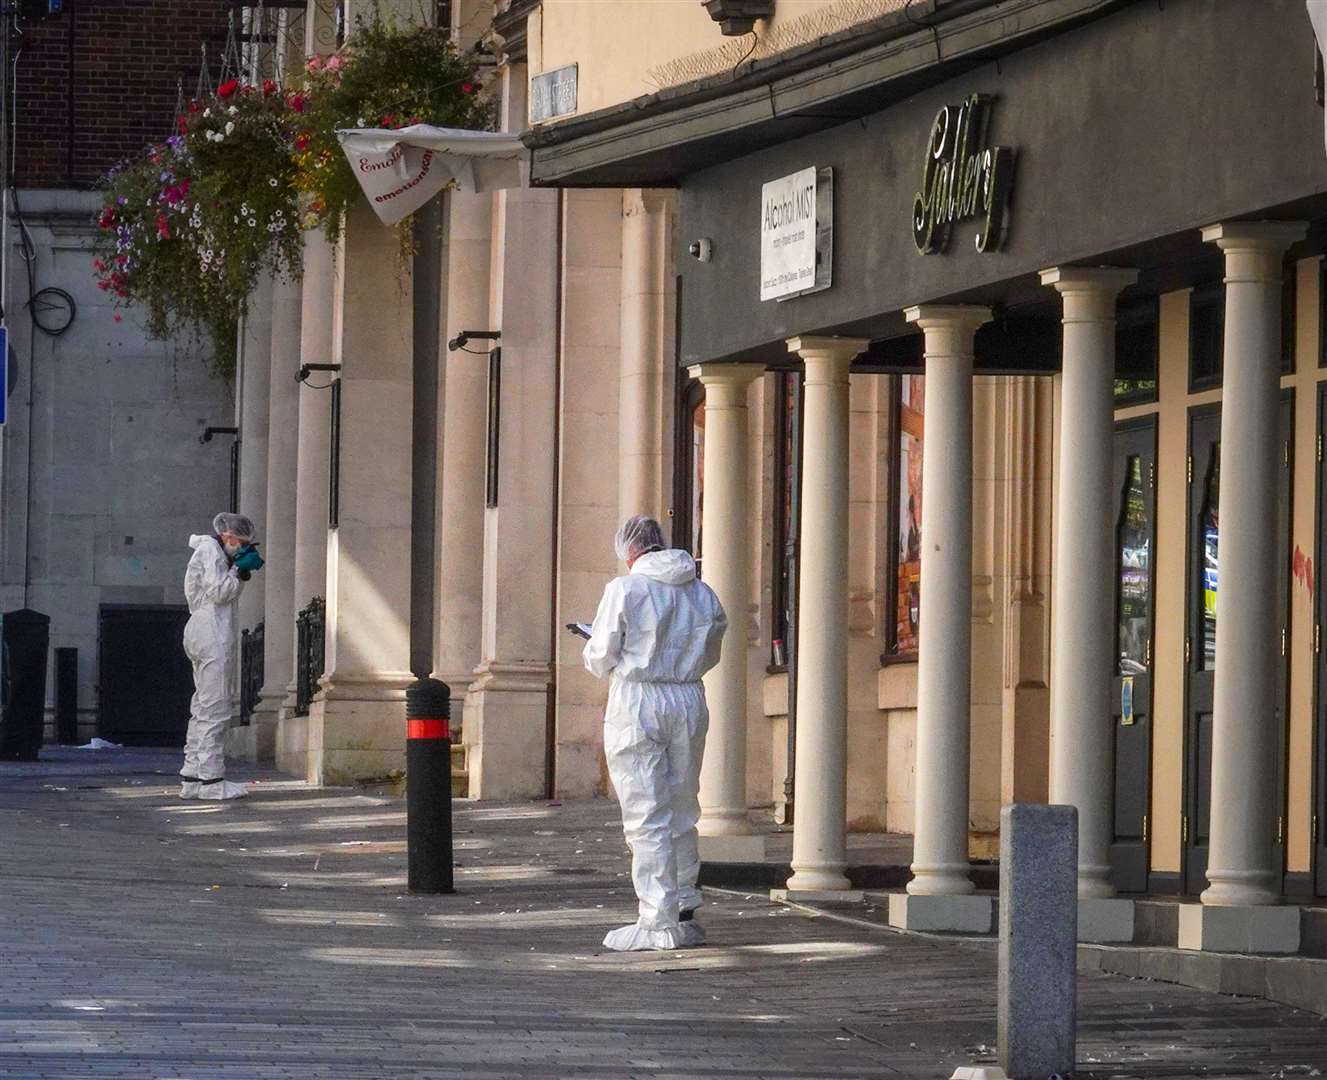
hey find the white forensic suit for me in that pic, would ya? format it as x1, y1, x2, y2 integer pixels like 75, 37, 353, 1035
584, 549, 727, 951
180, 534, 245, 789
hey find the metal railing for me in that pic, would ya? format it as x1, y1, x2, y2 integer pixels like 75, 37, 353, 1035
239, 622, 265, 725
294, 598, 325, 717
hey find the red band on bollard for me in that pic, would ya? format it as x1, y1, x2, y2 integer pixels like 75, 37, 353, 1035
407, 718, 450, 740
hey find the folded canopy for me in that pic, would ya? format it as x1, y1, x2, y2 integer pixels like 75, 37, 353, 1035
336, 125, 528, 225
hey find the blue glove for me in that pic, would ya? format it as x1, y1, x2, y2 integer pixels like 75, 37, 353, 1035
233, 543, 264, 574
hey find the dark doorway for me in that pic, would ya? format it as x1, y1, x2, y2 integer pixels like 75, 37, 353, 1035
1110, 416, 1157, 893
1182, 396, 1292, 895
98, 605, 193, 747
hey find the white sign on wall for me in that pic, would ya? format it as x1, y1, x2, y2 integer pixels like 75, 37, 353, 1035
760, 166, 832, 302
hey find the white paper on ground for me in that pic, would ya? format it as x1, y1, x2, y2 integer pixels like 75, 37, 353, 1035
77, 738, 123, 750
336, 125, 527, 226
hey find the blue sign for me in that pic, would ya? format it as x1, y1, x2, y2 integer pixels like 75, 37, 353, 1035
0, 325, 7, 426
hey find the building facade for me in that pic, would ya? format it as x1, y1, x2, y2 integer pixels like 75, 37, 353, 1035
3, 0, 235, 745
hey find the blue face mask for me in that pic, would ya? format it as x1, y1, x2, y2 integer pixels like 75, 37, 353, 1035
233, 543, 264, 573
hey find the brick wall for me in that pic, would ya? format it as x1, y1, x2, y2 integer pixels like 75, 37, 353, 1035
15, 1, 233, 189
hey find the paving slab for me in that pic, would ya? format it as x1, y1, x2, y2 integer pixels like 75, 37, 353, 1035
0, 748, 1325, 1078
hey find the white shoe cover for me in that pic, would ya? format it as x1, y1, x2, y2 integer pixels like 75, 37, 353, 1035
179, 781, 200, 800
195, 780, 249, 801
603, 922, 703, 952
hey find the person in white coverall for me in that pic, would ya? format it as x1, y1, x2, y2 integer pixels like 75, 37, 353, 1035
179, 513, 256, 801
584, 516, 727, 951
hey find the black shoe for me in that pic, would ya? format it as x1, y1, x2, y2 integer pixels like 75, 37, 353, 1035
680, 908, 696, 922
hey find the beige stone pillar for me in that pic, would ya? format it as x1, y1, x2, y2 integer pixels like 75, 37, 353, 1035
689, 363, 763, 851
776, 336, 868, 900
618, 190, 673, 520
1180, 221, 1305, 955
236, 280, 273, 634
890, 306, 993, 934
462, 62, 559, 798
276, 230, 334, 778
434, 189, 492, 719
1042, 266, 1138, 943
248, 272, 302, 763
306, 203, 415, 785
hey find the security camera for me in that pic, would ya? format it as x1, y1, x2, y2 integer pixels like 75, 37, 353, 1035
688, 238, 713, 263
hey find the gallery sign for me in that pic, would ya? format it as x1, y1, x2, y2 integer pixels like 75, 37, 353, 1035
760, 165, 833, 302
912, 93, 1015, 255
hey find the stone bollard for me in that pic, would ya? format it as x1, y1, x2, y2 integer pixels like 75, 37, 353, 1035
998, 804, 1077, 1079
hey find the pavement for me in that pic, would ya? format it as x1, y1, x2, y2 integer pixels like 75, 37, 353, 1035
1, 748, 1326, 1079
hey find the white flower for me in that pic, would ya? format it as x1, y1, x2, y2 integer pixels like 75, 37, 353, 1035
268, 178, 278, 187
247, 218, 256, 227
356, 117, 366, 126
215, 133, 225, 143
225, 122, 235, 135
228, 106, 238, 116
203, 108, 211, 117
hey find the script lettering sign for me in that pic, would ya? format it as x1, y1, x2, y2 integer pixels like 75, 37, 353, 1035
912, 93, 1015, 255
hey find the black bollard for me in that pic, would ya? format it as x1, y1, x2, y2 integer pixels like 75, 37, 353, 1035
406, 676, 454, 894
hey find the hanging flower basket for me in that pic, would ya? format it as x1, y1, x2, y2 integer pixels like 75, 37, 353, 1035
291, 17, 494, 246
92, 17, 492, 375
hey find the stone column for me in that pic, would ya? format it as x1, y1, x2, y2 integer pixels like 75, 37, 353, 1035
776, 336, 869, 900
307, 203, 415, 786
236, 280, 273, 633
1180, 220, 1306, 956
890, 306, 993, 933
461, 63, 560, 800
276, 230, 334, 778
689, 363, 763, 855
618, 190, 673, 519
248, 271, 302, 763
1042, 266, 1138, 943
434, 189, 492, 719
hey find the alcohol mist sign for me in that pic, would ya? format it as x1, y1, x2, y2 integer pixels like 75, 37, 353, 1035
760, 166, 832, 302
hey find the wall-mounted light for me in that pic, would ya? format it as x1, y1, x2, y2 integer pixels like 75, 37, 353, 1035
702, 0, 773, 36
447, 330, 501, 353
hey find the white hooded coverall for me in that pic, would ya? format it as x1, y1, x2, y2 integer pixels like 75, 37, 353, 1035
180, 534, 245, 782
584, 549, 727, 950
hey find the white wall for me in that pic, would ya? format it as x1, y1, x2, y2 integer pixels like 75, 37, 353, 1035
1, 189, 233, 739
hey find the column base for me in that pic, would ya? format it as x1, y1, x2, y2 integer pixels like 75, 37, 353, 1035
306, 672, 413, 786
771, 886, 865, 903
462, 662, 550, 800
950, 1069, 1009, 1080
247, 691, 282, 764
1177, 902, 1300, 954
888, 892, 995, 934
1078, 897, 1135, 943
223, 724, 258, 763
275, 699, 308, 780
699, 833, 770, 863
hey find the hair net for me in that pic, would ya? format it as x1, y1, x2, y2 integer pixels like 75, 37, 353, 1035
614, 515, 667, 562
212, 512, 256, 541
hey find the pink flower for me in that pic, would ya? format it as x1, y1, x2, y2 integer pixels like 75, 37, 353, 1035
306, 55, 323, 72
461, 81, 476, 95
217, 79, 240, 99
288, 93, 306, 114
325, 54, 344, 72
112, 313, 122, 323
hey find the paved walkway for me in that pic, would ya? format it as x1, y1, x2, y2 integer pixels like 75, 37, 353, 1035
2, 748, 1326, 1079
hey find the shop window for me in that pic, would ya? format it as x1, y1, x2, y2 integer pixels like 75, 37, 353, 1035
886, 374, 925, 658
672, 377, 706, 568
1117, 455, 1151, 674
1189, 284, 1224, 392
770, 372, 803, 669
1197, 448, 1220, 670
1114, 299, 1159, 406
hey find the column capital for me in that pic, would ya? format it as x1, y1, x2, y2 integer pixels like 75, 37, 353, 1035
625, 188, 676, 217
1201, 220, 1307, 253
1039, 265, 1138, 295
687, 361, 765, 388
786, 335, 870, 363
904, 304, 991, 334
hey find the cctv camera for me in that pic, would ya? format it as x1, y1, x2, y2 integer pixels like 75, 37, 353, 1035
688, 238, 713, 263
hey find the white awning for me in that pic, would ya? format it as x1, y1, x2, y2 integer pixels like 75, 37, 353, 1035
336, 125, 528, 226
1310, 1, 1327, 155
